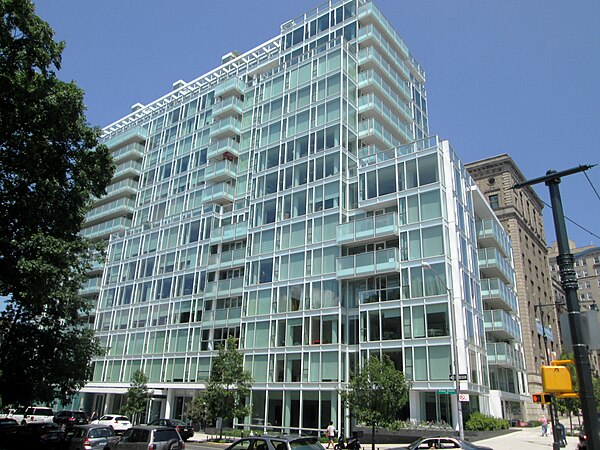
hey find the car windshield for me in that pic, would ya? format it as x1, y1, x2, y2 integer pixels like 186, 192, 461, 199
170, 419, 186, 426
33, 408, 53, 415
289, 438, 324, 450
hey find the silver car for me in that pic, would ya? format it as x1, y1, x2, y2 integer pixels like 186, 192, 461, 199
115, 425, 184, 450
66, 424, 120, 450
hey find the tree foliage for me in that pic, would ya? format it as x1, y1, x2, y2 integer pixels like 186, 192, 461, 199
121, 370, 152, 425
186, 394, 209, 430
204, 336, 252, 439
340, 355, 410, 450
0, 0, 114, 405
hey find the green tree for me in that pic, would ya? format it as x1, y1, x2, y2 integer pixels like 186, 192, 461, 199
340, 355, 410, 450
186, 394, 209, 430
121, 370, 152, 425
0, 0, 114, 405
204, 336, 252, 439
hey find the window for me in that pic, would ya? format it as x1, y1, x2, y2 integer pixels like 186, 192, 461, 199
489, 194, 499, 210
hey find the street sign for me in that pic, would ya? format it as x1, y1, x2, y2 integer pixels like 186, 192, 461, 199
438, 389, 456, 394
459, 393, 470, 402
449, 374, 468, 381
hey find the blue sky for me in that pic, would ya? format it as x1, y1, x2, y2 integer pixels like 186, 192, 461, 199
34, 0, 600, 248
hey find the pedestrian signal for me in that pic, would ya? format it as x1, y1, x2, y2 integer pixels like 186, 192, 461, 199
532, 392, 552, 404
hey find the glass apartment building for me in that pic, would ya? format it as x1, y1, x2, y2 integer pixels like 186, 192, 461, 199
80, 0, 528, 432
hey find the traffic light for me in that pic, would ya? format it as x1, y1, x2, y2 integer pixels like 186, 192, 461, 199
541, 365, 573, 393
532, 392, 553, 404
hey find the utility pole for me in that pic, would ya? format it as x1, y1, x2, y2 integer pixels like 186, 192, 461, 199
514, 164, 599, 450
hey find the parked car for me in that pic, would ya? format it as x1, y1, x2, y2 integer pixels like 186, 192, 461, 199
0, 418, 19, 447
7, 406, 27, 424
54, 410, 89, 429
91, 415, 132, 435
225, 435, 325, 450
15, 422, 64, 449
397, 436, 493, 450
63, 424, 120, 450
114, 425, 184, 449
11, 406, 54, 425
147, 418, 194, 441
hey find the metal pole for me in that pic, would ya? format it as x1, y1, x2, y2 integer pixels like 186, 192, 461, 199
536, 299, 560, 450
423, 263, 464, 439
546, 172, 600, 450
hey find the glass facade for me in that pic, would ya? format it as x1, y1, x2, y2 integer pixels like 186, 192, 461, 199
81, 0, 526, 432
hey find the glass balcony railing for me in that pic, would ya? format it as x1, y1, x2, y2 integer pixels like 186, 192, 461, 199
358, 69, 412, 121
85, 197, 135, 222
478, 248, 515, 285
358, 93, 411, 142
111, 142, 144, 163
357, 136, 441, 168
212, 96, 243, 118
103, 126, 147, 150
358, 118, 403, 150
484, 309, 521, 341
486, 342, 524, 370
336, 248, 400, 279
480, 278, 518, 312
113, 160, 142, 178
210, 117, 241, 140
357, 1, 425, 81
214, 77, 245, 98
204, 276, 244, 299
358, 47, 413, 103
207, 247, 246, 269
358, 24, 411, 82
207, 137, 240, 161
202, 182, 235, 204
202, 307, 242, 323
476, 219, 512, 258
204, 159, 238, 182
337, 212, 399, 244
210, 221, 248, 243
81, 217, 132, 240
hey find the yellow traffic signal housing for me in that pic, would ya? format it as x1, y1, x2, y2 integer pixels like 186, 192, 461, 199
541, 365, 573, 393
532, 392, 553, 404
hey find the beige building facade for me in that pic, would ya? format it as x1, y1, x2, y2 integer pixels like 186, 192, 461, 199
465, 154, 561, 420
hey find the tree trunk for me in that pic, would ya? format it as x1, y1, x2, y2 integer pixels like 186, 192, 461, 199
219, 418, 223, 441
371, 424, 375, 450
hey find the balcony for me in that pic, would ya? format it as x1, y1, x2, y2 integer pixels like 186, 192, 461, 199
98, 179, 139, 202
113, 160, 142, 180
480, 278, 517, 312
484, 309, 521, 341
111, 142, 144, 164
201, 306, 242, 323
358, 70, 412, 122
478, 248, 515, 285
358, 48, 413, 104
336, 248, 400, 279
207, 137, 240, 162
337, 212, 399, 245
210, 117, 241, 140
358, 118, 402, 150
202, 182, 235, 205
103, 126, 147, 150
357, 24, 411, 83
214, 77, 245, 98
210, 221, 248, 244
81, 217, 132, 240
358, 93, 412, 143
207, 247, 246, 270
486, 342, 524, 370
204, 159, 237, 183
212, 96, 243, 118
85, 197, 136, 225
204, 276, 244, 299
476, 219, 511, 258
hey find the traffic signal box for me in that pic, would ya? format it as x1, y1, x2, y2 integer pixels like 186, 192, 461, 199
541, 361, 574, 394
532, 392, 553, 404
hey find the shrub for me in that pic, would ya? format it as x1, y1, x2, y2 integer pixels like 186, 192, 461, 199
465, 412, 510, 431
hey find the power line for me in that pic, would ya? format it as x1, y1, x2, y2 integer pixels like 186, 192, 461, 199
540, 199, 600, 241
583, 171, 600, 202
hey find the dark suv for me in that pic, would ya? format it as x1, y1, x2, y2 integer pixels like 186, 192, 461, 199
115, 425, 184, 449
225, 435, 325, 450
54, 410, 89, 429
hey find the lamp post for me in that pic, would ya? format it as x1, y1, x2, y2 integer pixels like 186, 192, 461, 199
423, 262, 464, 439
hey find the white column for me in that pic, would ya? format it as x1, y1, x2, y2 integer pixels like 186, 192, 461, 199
165, 389, 175, 419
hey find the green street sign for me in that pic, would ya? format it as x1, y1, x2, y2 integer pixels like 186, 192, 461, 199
438, 389, 456, 394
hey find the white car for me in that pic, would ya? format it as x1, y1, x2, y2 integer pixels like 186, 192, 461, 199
91, 414, 132, 434
10, 406, 54, 424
